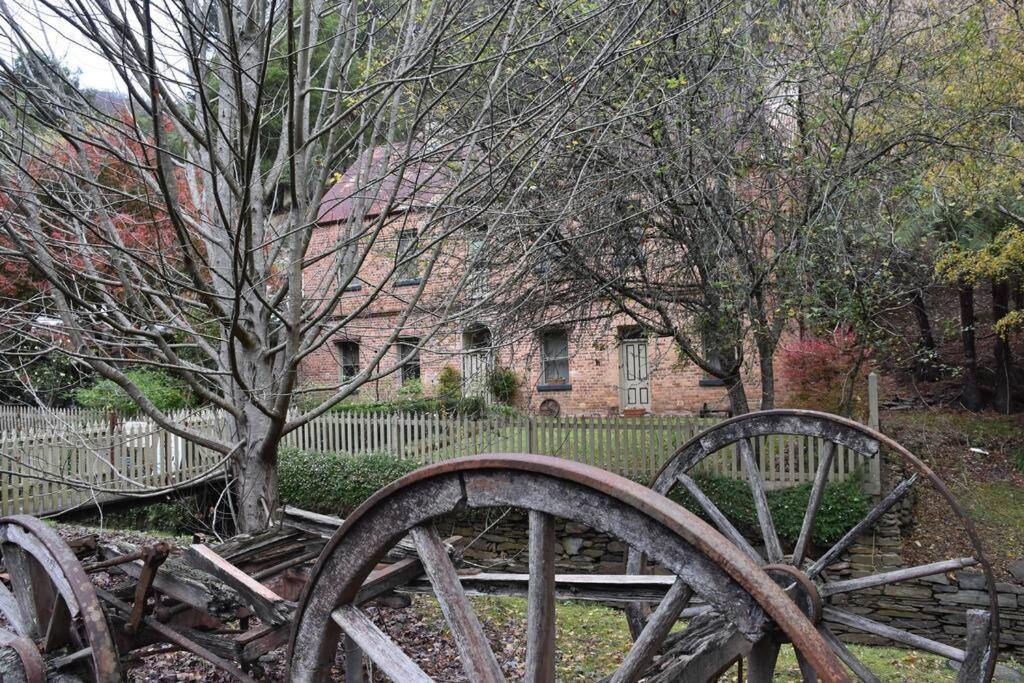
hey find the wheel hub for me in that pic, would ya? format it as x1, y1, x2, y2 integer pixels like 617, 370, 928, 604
764, 564, 822, 625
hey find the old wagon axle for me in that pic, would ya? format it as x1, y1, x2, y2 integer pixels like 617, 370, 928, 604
0, 410, 1003, 682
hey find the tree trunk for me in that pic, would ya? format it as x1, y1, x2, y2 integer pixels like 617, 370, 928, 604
229, 409, 283, 533
909, 289, 939, 382
757, 346, 774, 410
993, 280, 1014, 414
724, 372, 750, 416
959, 283, 981, 411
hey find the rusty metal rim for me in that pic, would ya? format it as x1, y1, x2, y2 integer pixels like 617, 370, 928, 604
0, 627, 45, 682
288, 454, 851, 682
0, 515, 122, 682
644, 408, 999, 681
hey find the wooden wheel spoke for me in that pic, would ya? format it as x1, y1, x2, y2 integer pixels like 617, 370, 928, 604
745, 637, 780, 683
792, 442, 837, 567
526, 510, 555, 683
795, 650, 819, 683
410, 524, 504, 683
676, 472, 764, 565
610, 578, 692, 683
0, 581, 31, 636
331, 605, 431, 682
820, 557, 977, 597
807, 475, 918, 578
738, 439, 783, 563
638, 611, 751, 683
823, 608, 965, 662
42, 595, 71, 652
2, 543, 49, 639
817, 626, 880, 683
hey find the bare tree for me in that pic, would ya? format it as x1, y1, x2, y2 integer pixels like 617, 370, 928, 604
482, 0, 983, 414
0, 0, 671, 530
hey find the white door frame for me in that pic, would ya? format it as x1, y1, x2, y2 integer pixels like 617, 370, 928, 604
619, 338, 651, 411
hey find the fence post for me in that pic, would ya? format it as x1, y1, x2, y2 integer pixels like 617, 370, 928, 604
527, 417, 537, 454
867, 371, 882, 495
868, 372, 879, 431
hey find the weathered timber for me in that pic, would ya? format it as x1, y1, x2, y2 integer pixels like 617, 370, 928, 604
823, 608, 965, 661
956, 610, 994, 683
817, 626, 880, 683
609, 579, 692, 683
411, 525, 503, 683
819, 557, 978, 597
676, 472, 763, 564
792, 441, 837, 567
635, 611, 751, 683
331, 605, 431, 682
746, 637, 782, 683
526, 510, 556, 683
402, 572, 681, 603
737, 438, 784, 563
183, 544, 293, 625
99, 542, 247, 620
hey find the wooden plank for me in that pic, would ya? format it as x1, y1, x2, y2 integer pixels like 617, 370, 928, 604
411, 525, 503, 682
610, 578, 691, 683
402, 573, 682, 603
823, 608, 965, 661
183, 545, 292, 625
331, 605, 431, 682
820, 557, 977, 597
526, 510, 555, 683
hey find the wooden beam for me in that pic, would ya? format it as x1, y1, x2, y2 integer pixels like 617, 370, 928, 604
411, 525, 504, 683
610, 578, 691, 683
183, 545, 292, 626
526, 510, 556, 683
331, 605, 431, 683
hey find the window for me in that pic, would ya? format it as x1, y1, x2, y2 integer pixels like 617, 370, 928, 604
539, 329, 570, 387
337, 341, 360, 382
467, 237, 488, 298
397, 337, 421, 383
395, 230, 420, 284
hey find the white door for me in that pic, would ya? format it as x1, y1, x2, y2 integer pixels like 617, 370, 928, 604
462, 351, 493, 400
620, 340, 651, 411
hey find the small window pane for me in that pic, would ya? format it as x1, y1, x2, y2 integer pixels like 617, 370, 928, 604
540, 330, 569, 384
338, 341, 360, 382
398, 338, 421, 383
396, 230, 420, 282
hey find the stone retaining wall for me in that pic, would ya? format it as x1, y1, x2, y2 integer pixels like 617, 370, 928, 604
438, 508, 1024, 660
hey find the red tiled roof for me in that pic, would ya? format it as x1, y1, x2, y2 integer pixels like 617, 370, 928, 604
316, 143, 454, 224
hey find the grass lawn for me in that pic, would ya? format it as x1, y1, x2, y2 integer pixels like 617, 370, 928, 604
415, 595, 956, 681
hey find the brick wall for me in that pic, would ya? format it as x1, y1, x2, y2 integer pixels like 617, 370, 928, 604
301, 213, 795, 415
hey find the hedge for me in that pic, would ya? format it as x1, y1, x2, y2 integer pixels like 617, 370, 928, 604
670, 473, 868, 546
328, 396, 485, 418
278, 448, 419, 516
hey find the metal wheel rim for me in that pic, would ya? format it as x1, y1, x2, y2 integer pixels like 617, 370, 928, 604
288, 454, 850, 682
0, 514, 121, 682
628, 409, 998, 682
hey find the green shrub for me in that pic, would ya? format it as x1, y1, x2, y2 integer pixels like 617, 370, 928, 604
488, 367, 519, 404
278, 448, 420, 516
670, 473, 868, 547
328, 396, 485, 418
398, 378, 424, 398
76, 369, 193, 416
436, 366, 463, 400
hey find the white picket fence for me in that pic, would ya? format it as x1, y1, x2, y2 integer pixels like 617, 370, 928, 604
0, 410, 225, 516
281, 411, 881, 493
0, 405, 107, 433
0, 376, 882, 517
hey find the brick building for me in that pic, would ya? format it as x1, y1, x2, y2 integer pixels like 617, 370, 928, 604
300, 146, 792, 416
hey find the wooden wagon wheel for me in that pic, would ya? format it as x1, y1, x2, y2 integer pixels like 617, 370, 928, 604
0, 515, 121, 682
289, 454, 850, 682
627, 409, 999, 682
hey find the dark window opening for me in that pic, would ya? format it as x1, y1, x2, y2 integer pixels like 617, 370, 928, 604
398, 338, 421, 383
396, 230, 421, 284
540, 329, 570, 385
338, 341, 360, 382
